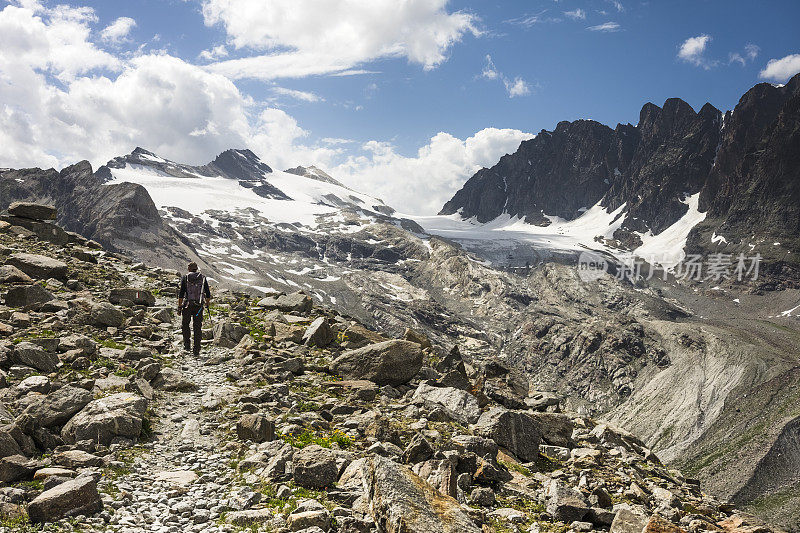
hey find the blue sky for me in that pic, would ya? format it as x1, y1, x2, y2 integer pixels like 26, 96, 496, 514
1, 0, 799, 212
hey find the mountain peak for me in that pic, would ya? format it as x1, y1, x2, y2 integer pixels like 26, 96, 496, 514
284, 165, 346, 188
208, 148, 272, 180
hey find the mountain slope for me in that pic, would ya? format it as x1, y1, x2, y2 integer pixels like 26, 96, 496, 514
439, 74, 800, 282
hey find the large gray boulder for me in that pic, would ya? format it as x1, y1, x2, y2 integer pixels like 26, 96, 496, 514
0, 429, 22, 459
293, 445, 338, 489
213, 320, 248, 348
528, 412, 575, 448
89, 302, 125, 328
330, 340, 423, 386
236, 414, 275, 443
8, 202, 56, 220
109, 288, 156, 306
257, 292, 312, 314
27, 476, 102, 523
12, 342, 59, 373
546, 479, 591, 522
362, 455, 481, 533
473, 407, 542, 462
62, 392, 148, 445
0, 454, 39, 483
302, 317, 335, 347
19, 386, 93, 427
0, 265, 32, 283
412, 382, 480, 425
4, 284, 54, 308
7, 253, 68, 280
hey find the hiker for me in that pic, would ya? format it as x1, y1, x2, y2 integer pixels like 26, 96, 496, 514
178, 262, 211, 356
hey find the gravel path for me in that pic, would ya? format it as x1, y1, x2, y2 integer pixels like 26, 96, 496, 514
95, 346, 249, 533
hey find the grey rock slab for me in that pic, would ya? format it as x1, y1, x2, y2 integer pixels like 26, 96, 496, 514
473, 407, 542, 462
4, 284, 55, 308
12, 342, 59, 373
413, 382, 480, 425
27, 476, 102, 523
7, 253, 68, 280
330, 340, 423, 387
62, 392, 148, 445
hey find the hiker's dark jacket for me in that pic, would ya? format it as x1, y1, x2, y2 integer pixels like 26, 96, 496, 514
179, 272, 211, 302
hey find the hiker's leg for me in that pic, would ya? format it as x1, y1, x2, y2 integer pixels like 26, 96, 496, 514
193, 310, 203, 356
181, 308, 191, 351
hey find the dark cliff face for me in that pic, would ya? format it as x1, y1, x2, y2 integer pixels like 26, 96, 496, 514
441, 74, 800, 260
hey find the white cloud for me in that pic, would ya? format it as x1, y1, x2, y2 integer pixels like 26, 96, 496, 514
745, 43, 760, 61
564, 9, 586, 20
272, 86, 324, 103
729, 43, 759, 66
201, 0, 479, 79
198, 44, 228, 61
759, 53, 800, 83
331, 128, 534, 214
587, 21, 620, 32
100, 16, 136, 44
481, 55, 532, 98
678, 34, 714, 68
0, 0, 530, 215
608, 0, 625, 12
505, 77, 530, 98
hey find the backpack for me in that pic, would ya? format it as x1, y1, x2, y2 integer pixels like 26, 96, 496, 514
185, 272, 205, 307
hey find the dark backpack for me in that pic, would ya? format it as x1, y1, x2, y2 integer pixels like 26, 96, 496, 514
186, 272, 205, 306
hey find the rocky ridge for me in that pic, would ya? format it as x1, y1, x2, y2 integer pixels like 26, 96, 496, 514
0, 205, 782, 532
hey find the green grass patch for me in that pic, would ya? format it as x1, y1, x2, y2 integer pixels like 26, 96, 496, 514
280, 429, 354, 450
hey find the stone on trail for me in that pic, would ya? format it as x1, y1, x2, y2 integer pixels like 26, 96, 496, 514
89, 302, 125, 328
226, 508, 275, 526
152, 367, 196, 391
473, 407, 542, 462
61, 392, 148, 445
303, 316, 335, 347
54, 450, 104, 469
154, 470, 198, 487
293, 445, 338, 489
236, 414, 275, 443
412, 382, 480, 425
8, 202, 57, 220
109, 287, 156, 306
12, 342, 59, 373
330, 340, 423, 387
27, 476, 102, 523
362, 455, 481, 533
213, 319, 249, 348
7, 253, 68, 280
4, 283, 55, 308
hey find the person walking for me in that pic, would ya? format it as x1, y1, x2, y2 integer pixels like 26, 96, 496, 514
178, 262, 211, 356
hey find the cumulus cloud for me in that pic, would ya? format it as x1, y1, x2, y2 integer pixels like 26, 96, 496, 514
331, 128, 534, 214
480, 55, 532, 98
564, 9, 586, 20
201, 0, 479, 79
759, 53, 800, 83
100, 16, 136, 44
587, 21, 620, 32
678, 34, 715, 68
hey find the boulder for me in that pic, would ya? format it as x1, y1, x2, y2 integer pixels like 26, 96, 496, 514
236, 414, 275, 443
257, 292, 312, 313
0, 265, 32, 283
4, 284, 54, 308
61, 392, 148, 445
341, 323, 388, 349
0, 454, 39, 483
7, 253, 68, 280
287, 501, 331, 531
58, 334, 97, 356
54, 450, 104, 468
109, 288, 156, 307
362, 455, 481, 533
8, 202, 56, 220
213, 320, 248, 348
403, 327, 432, 349
303, 317, 335, 347
473, 407, 541, 462
3, 216, 70, 245
546, 479, 591, 523
479, 360, 529, 410
330, 340, 423, 387
528, 412, 575, 448
27, 476, 102, 523
401, 433, 434, 464
0, 429, 22, 459
19, 385, 93, 427
12, 342, 59, 373
89, 302, 125, 327
293, 445, 338, 489
610, 508, 649, 533
412, 382, 480, 425
152, 368, 196, 391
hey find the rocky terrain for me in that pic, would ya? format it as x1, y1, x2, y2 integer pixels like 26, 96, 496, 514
0, 202, 783, 533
